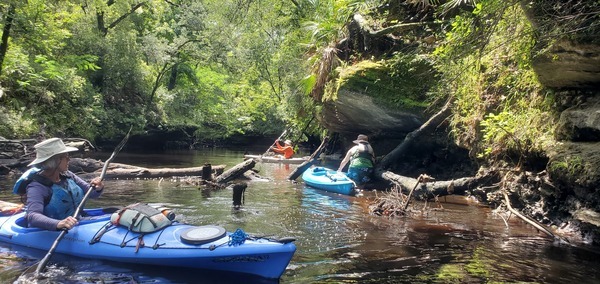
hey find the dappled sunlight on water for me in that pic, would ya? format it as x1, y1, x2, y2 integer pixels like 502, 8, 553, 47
0, 149, 599, 283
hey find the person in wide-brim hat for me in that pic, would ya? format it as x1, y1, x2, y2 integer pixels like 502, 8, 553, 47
19, 137, 105, 231
352, 134, 369, 144
338, 134, 375, 186
27, 138, 79, 167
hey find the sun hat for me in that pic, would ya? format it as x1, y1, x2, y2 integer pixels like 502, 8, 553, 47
352, 134, 369, 144
27, 138, 79, 166
284, 140, 292, 145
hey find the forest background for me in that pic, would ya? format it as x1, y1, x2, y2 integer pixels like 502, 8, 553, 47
0, 0, 595, 150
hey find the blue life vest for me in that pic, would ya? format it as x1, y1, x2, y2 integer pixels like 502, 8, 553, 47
15, 169, 85, 220
43, 177, 85, 220
13, 168, 42, 195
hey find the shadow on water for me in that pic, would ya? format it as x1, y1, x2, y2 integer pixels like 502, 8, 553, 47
1, 149, 600, 283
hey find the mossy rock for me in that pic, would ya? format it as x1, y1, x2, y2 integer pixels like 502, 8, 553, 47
319, 57, 438, 135
332, 58, 434, 112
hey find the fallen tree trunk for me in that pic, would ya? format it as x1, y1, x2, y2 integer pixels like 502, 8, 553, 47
379, 170, 499, 200
72, 158, 226, 180
377, 98, 453, 170
214, 159, 256, 183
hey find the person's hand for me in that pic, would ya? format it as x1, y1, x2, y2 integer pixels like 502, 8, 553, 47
57, 216, 78, 230
90, 177, 104, 191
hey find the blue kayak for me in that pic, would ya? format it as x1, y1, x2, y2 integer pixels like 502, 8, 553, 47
302, 167, 356, 195
0, 207, 296, 279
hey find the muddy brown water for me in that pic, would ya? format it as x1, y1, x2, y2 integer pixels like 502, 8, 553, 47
0, 149, 599, 283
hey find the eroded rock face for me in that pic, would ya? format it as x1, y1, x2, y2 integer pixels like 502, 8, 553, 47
547, 142, 600, 205
320, 90, 424, 136
555, 96, 600, 141
532, 41, 600, 88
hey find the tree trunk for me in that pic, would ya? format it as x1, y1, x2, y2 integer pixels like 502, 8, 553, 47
377, 98, 453, 170
0, 4, 15, 76
70, 158, 225, 180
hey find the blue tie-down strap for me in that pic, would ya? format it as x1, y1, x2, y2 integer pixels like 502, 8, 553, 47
228, 228, 247, 246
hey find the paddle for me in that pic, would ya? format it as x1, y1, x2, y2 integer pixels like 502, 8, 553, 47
263, 129, 288, 156
35, 127, 132, 276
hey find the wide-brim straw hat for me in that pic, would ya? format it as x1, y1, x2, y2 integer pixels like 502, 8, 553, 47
27, 138, 79, 166
353, 134, 369, 144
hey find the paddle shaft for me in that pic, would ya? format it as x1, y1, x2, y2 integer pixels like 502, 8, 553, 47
35, 128, 131, 276
287, 136, 329, 181
263, 129, 288, 156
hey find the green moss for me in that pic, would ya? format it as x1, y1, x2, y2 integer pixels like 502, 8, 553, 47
436, 264, 465, 283
465, 248, 491, 279
549, 155, 584, 179
331, 56, 435, 111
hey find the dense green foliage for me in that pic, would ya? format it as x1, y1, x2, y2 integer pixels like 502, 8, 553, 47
432, 0, 557, 162
0, 0, 592, 162
0, 0, 318, 142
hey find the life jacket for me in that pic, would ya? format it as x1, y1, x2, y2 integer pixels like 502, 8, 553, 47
15, 169, 84, 220
14, 168, 44, 195
350, 143, 374, 168
43, 173, 85, 220
13, 168, 52, 204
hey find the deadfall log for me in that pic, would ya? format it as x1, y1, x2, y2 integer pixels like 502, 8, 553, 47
71, 158, 225, 180
379, 170, 493, 200
377, 98, 452, 170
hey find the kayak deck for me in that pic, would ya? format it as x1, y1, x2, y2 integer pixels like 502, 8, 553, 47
244, 154, 308, 164
302, 167, 356, 195
0, 208, 296, 279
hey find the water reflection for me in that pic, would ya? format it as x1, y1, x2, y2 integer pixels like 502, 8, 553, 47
0, 149, 599, 283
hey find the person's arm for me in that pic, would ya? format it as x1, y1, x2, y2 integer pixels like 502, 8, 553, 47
271, 141, 284, 154
26, 183, 61, 231
337, 147, 354, 172
70, 171, 104, 198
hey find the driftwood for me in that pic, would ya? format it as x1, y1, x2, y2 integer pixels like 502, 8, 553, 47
502, 191, 563, 242
288, 136, 329, 180
214, 159, 256, 184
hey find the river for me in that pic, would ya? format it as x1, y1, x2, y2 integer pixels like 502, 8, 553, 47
0, 148, 599, 283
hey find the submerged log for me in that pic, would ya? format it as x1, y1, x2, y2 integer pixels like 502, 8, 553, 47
243, 170, 271, 182
214, 159, 256, 183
